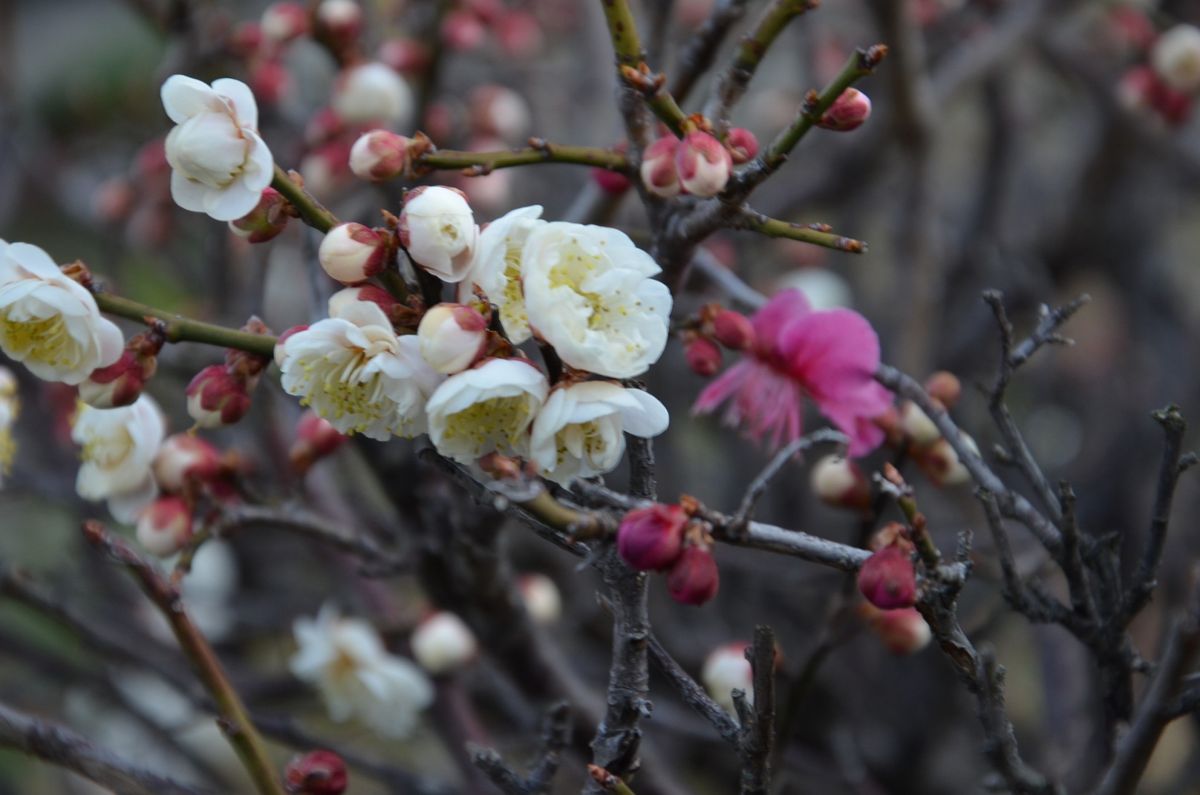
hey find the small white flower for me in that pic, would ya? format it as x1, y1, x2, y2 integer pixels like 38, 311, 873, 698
1152, 24, 1200, 93
72, 395, 167, 523
702, 643, 753, 714
161, 75, 274, 221
0, 241, 123, 385
290, 605, 433, 738
530, 381, 668, 485
521, 223, 671, 378
399, 186, 479, 283
333, 62, 414, 126
411, 612, 478, 675
426, 357, 548, 463
459, 205, 544, 343
277, 299, 442, 440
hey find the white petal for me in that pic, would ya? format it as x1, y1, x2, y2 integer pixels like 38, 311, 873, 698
203, 180, 262, 222
170, 170, 210, 213
211, 78, 259, 129
161, 75, 218, 124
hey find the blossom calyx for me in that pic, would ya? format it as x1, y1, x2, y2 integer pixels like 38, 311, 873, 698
818, 88, 872, 132
857, 546, 917, 609
684, 334, 722, 377
229, 187, 290, 243
675, 131, 732, 197
78, 324, 166, 409
186, 365, 253, 428
153, 433, 224, 492
290, 410, 349, 474
667, 542, 720, 606
285, 750, 348, 795
725, 128, 759, 164
417, 303, 489, 374
319, 223, 389, 285
136, 495, 194, 557
617, 503, 686, 571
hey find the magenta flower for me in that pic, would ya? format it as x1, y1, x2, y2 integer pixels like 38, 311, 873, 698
692, 289, 892, 456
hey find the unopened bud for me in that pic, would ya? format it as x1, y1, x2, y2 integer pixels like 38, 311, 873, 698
592, 166, 632, 195
229, 21, 264, 58
285, 750, 348, 795
818, 88, 872, 132
676, 131, 732, 197
327, 285, 398, 319
333, 62, 413, 126
468, 85, 531, 143
418, 303, 489, 374
441, 9, 487, 51
411, 612, 478, 675
261, 2, 309, 44
617, 503, 686, 571
290, 410, 348, 473
725, 128, 759, 164
685, 334, 722, 377
859, 604, 932, 655
1152, 24, 1200, 93
319, 223, 388, 284
250, 60, 291, 106
136, 496, 194, 557
899, 402, 941, 447
667, 543, 720, 606
79, 326, 164, 409
495, 10, 543, 59
349, 130, 412, 182
701, 642, 752, 713
710, 309, 755, 351
924, 371, 961, 409
914, 433, 978, 487
315, 0, 363, 48
186, 365, 253, 428
809, 455, 871, 512
230, 187, 290, 243
378, 38, 432, 75
857, 546, 917, 609
154, 434, 223, 492
399, 186, 478, 283
640, 136, 681, 198
868, 521, 913, 554
518, 573, 562, 624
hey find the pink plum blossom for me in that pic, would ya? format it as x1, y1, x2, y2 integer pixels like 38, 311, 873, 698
692, 289, 892, 456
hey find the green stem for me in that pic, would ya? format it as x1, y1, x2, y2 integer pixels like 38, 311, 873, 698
93, 292, 277, 358
742, 214, 866, 253
418, 144, 630, 173
599, 0, 645, 67
271, 165, 338, 234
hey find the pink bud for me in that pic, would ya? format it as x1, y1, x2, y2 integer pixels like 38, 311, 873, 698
229, 188, 290, 243
441, 9, 486, 51
378, 38, 432, 75
328, 285, 398, 318
261, 2, 309, 44
79, 327, 165, 409
860, 604, 931, 655
250, 60, 291, 106
809, 455, 871, 513
675, 131, 732, 197
924, 371, 961, 409
154, 434, 223, 492
818, 88, 872, 132
640, 136, 681, 198
495, 10, 544, 59
685, 335, 722, 377
710, 309, 755, 351
592, 166, 632, 195
186, 365, 253, 428
667, 544, 720, 606
136, 496, 194, 557
315, 0, 363, 47
229, 21, 264, 58
913, 434, 976, 488
349, 130, 412, 182
725, 128, 759, 164
318, 223, 388, 284
418, 303, 489, 374
290, 410, 348, 473
617, 504, 687, 571
285, 750, 348, 795
857, 546, 917, 609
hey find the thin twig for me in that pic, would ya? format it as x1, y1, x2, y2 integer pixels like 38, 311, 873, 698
669, 0, 752, 103
732, 430, 847, 529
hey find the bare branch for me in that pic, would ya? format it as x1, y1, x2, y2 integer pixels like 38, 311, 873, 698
669, 0, 752, 103
738, 625, 777, 795
731, 430, 847, 530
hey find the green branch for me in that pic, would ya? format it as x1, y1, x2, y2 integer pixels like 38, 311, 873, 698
739, 212, 866, 253
417, 143, 631, 174
599, 0, 645, 67
271, 165, 338, 234
93, 292, 278, 358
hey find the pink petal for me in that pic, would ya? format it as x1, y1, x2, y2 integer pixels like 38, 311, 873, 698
692, 360, 752, 415
778, 308, 883, 408
751, 289, 810, 345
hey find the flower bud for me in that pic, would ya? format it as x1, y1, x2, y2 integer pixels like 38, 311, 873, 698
349, 130, 412, 182
378, 38, 432, 75
318, 223, 388, 284
136, 496, 194, 557
899, 401, 940, 447
701, 643, 752, 713
332, 62, 413, 126
154, 434, 224, 492
868, 521, 913, 554
592, 166, 632, 195
469, 85, 532, 142
411, 612, 478, 675
914, 433, 978, 487
640, 136, 681, 198
617, 503, 686, 571
327, 285, 398, 319
924, 371, 961, 409
290, 410, 348, 473
859, 604, 931, 655
818, 88, 872, 132
725, 128, 759, 164
518, 573, 562, 624
667, 543, 720, 606
675, 131, 732, 197
78, 326, 165, 409
261, 2, 309, 44
229, 187, 290, 243
1118, 65, 1192, 127
710, 309, 755, 351
250, 60, 291, 106
441, 9, 487, 51
315, 0, 363, 48
496, 10, 544, 59
398, 186, 478, 283
186, 365, 253, 428
1152, 25, 1200, 93
285, 750, 348, 795
685, 334, 722, 377
229, 21, 264, 58
418, 303, 488, 374
809, 455, 871, 512
857, 546, 916, 609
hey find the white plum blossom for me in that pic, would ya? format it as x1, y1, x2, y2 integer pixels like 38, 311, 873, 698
426, 358, 548, 463
290, 605, 433, 738
411, 612, 478, 675
459, 205, 544, 343
333, 62, 414, 126
521, 223, 671, 378
0, 241, 123, 385
399, 186, 479, 283
161, 75, 274, 222
72, 395, 167, 523
0, 367, 16, 486
277, 298, 441, 441
417, 303, 488, 374
530, 381, 668, 485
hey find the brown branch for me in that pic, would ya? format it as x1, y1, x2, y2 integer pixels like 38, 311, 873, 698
737, 625, 777, 795
669, 0, 753, 104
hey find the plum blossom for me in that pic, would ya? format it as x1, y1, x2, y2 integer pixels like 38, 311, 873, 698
426, 358, 548, 463
290, 605, 433, 737
0, 241, 123, 385
459, 205, 544, 343
332, 62, 413, 126
399, 186, 478, 283
72, 395, 167, 522
161, 75, 274, 221
530, 381, 668, 485
693, 289, 892, 456
276, 298, 441, 440
521, 222, 671, 378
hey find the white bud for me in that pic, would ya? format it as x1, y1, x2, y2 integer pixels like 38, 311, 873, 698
809, 455, 870, 511
1152, 25, 1200, 93
701, 643, 752, 714
349, 130, 411, 182
899, 401, 940, 447
136, 496, 193, 557
411, 612, 478, 675
417, 303, 488, 374
153, 433, 222, 491
333, 62, 413, 126
518, 574, 562, 624
319, 223, 387, 284
399, 186, 478, 283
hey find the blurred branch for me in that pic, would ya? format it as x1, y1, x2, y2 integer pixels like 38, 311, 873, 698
472, 702, 572, 795
737, 626, 777, 795
731, 430, 847, 529
419, 142, 631, 175
670, 0, 752, 104
688, 247, 767, 310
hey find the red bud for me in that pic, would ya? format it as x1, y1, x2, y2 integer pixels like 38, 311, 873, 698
857, 546, 917, 609
685, 335, 722, 377
667, 544, 719, 606
710, 309, 756, 351
617, 504, 686, 571
285, 750, 348, 795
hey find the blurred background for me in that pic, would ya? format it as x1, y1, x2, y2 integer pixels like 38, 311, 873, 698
1, 0, 1200, 792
